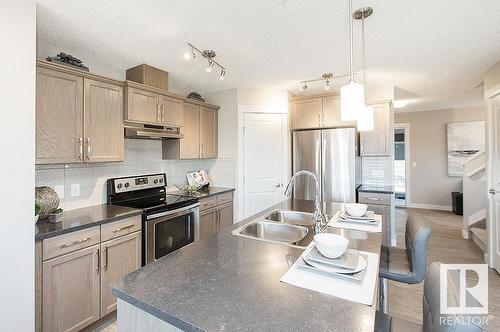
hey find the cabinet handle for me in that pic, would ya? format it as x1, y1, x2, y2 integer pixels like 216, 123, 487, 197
78, 137, 83, 161
96, 248, 100, 273
86, 138, 90, 161
60, 237, 92, 248
201, 144, 205, 158
162, 105, 165, 123
103, 246, 108, 270
318, 112, 321, 126
113, 224, 135, 233
366, 197, 383, 201
156, 105, 160, 123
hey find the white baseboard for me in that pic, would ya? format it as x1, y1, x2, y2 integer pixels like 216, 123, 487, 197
406, 203, 453, 211
462, 229, 470, 240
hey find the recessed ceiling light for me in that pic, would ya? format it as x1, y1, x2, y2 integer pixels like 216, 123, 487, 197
393, 100, 408, 108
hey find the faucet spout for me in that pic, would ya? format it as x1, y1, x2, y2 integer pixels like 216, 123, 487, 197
284, 171, 328, 233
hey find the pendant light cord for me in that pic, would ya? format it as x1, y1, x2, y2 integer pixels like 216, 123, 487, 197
348, 0, 354, 82
362, 9, 367, 103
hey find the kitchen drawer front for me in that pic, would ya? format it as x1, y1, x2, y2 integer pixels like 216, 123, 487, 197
216, 192, 233, 206
101, 216, 141, 242
200, 196, 217, 211
358, 192, 392, 206
43, 226, 100, 261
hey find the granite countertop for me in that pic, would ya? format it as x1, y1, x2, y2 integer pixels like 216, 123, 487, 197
358, 184, 394, 194
35, 204, 142, 240
111, 199, 382, 332
168, 186, 235, 199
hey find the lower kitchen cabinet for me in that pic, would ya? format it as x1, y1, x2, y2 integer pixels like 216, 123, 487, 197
100, 232, 141, 316
198, 192, 234, 240
218, 202, 234, 229
42, 245, 101, 332
200, 208, 218, 241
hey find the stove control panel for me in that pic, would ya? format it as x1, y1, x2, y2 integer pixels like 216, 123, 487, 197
109, 174, 166, 194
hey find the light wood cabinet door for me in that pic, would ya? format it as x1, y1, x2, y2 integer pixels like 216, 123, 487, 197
36, 67, 83, 164
100, 232, 141, 317
84, 79, 124, 162
159, 95, 183, 127
43, 245, 100, 332
125, 87, 159, 124
290, 98, 322, 129
199, 107, 218, 159
180, 103, 200, 159
322, 95, 356, 128
200, 208, 217, 241
360, 103, 391, 156
218, 203, 234, 230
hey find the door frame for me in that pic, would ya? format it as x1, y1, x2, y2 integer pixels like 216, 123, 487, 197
394, 122, 411, 207
487, 93, 499, 270
238, 106, 289, 221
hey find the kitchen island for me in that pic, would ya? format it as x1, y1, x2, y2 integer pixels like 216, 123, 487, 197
111, 199, 383, 332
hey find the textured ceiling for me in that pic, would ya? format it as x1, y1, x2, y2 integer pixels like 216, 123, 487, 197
36, 0, 500, 111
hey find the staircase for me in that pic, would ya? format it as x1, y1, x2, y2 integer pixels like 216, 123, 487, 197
462, 151, 487, 256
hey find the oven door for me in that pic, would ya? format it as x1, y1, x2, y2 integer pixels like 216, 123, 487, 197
145, 203, 200, 264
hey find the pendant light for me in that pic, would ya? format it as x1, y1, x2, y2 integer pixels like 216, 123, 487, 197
341, 0, 365, 121
355, 6, 374, 132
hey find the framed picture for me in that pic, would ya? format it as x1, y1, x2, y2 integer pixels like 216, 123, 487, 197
186, 170, 210, 187
447, 121, 485, 177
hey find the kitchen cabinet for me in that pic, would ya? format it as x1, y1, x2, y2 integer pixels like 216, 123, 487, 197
100, 232, 141, 316
360, 102, 392, 156
290, 97, 322, 129
125, 86, 159, 124
162, 102, 219, 160
159, 95, 183, 127
199, 208, 218, 241
198, 192, 234, 240
36, 216, 142, 331
36, 67, 83, 164
218, 202, 234, 230
42, 245, 100, 332
36, 61, 125, 164
322, 95, 356, 128
359, 191, 394, 247
200, 107, 218, 158
84, 79, 124, 162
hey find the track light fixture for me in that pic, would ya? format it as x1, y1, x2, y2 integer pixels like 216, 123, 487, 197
184, 43, 227, 80
299, 72, 348, 92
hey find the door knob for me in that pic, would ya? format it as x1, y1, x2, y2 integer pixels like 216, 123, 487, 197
274, 183, 282, 188
490, 188, 497, 195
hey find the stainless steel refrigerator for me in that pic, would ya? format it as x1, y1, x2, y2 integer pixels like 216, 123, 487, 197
292, 128, 360, 203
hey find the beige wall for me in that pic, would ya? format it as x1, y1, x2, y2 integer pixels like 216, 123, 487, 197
395, 106, 485, 209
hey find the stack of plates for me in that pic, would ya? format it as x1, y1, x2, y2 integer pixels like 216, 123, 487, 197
301, 244, 368, 281
338, 211, 376, 224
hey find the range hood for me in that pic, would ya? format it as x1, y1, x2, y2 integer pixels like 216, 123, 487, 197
124, 123, 183, 139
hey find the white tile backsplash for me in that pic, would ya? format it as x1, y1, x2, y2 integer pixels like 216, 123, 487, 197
361, 156, 393, 186
35, 139, 225, 211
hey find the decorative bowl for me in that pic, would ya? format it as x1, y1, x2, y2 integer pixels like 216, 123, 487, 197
345, 203, 368, 218
313, 233, 349, 259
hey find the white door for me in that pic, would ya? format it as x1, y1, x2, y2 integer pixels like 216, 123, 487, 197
488, 94, 500, 272
243, 113, 285, 219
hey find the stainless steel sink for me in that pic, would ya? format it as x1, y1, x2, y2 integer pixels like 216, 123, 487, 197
264, 210, 315, 226
233, 221, 309, 245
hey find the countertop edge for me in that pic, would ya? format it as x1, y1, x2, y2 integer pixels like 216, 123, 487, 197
111, 287, 204, 332
357, 188, 394, 194
169, 187, 235, 199
35, 209, 143, 241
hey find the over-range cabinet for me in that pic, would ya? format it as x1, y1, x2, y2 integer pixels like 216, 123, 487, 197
292, 128, 360, 203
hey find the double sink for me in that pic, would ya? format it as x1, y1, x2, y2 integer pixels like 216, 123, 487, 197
232, 210, 316, 248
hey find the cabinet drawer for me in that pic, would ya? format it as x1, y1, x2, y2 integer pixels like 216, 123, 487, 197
200, 196, 217, 211
43, 226, 100, 261
216, 192, 233, 206
101, 216, 141, 242
358, 192, 392, 206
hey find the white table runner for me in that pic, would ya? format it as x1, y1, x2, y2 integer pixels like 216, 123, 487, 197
280, 242, 379, 305
328, 211, 382, 233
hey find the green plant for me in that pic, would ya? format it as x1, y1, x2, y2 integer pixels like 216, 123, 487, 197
51, 208, 63, 214
35, 203, 41, 216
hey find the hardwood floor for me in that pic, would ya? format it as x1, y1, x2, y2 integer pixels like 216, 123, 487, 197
389, 207, 500, 331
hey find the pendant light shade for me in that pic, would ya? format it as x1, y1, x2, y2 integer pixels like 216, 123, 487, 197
357, 105, 374, 131
341, 81, 365, 121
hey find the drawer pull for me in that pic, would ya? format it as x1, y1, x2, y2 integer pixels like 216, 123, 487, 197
366, 197, 383, 201
60, 237, 92, 249
113, 224, 135, 233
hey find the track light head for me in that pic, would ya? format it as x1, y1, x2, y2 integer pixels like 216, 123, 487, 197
206, 59, 214, 72
324, 80, 331, 91
219, 69, 226, 81
300, 82, 308, 91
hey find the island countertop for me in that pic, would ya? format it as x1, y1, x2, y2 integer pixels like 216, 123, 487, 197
111, 199, 382, 332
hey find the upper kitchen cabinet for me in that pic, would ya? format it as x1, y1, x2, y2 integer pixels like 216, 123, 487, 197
36, 60, 125, 164
322, 95, 356, 128
84, 79, 124, 162
36, 67, 84, 164
290, 97, 322, 129
360, 102, 392, 156
124, 81, 184, 127
162, 102, 219, 160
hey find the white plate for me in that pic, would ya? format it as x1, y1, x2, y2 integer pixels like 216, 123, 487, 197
339, 211, 376, 224
299, 255, 368, 282
304, 254, 367, 274
305, 245, 359, 270
340, 211, 376, 221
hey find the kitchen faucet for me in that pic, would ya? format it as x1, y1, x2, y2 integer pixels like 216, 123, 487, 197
284, 170, 328, 233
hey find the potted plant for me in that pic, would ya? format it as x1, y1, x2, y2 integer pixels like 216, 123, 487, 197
48, 208, 64, 223
35, 203, 41, 223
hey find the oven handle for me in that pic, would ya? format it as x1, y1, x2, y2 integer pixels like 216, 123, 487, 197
146, 202, 200, 220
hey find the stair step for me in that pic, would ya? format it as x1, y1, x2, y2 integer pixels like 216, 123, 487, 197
470, 227, 487, 252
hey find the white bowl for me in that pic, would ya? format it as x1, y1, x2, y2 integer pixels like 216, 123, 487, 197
313, 233, 349, 259
345, 203, 368, 217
